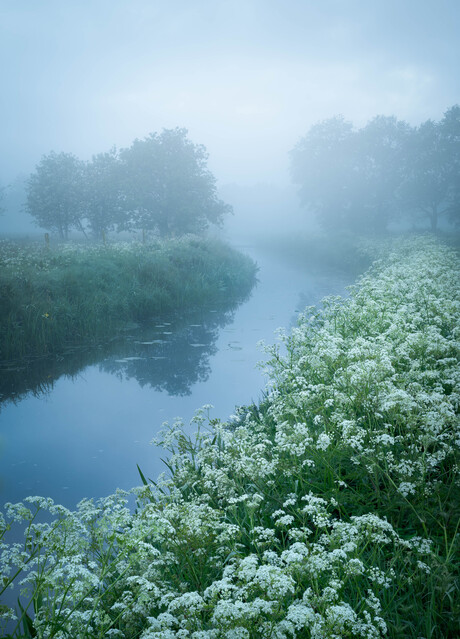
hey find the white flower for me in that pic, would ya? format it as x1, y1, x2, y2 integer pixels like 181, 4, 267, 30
316, 433, 331, 451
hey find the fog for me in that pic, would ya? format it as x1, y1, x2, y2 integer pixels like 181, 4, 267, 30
1, 0, 459, 201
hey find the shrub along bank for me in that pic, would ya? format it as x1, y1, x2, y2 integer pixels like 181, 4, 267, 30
1, 236, 459, 638
0, 236, 257, 361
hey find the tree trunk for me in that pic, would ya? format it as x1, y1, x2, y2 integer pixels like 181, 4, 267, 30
78, 220, 89, 239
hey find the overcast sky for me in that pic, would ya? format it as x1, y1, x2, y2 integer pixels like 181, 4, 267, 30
1, 0, 459, 187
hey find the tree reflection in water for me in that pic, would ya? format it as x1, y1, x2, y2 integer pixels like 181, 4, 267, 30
100, 308, 235, 396
0, 289, 254, 407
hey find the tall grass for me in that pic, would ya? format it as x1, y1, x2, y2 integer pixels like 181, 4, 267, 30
1, 236, 458, 638
0, 236, 257, 361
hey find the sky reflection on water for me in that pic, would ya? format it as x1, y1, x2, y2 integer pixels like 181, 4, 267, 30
0, 247, 350, 508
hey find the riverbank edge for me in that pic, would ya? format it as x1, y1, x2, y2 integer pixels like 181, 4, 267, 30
0, 236, 258, 361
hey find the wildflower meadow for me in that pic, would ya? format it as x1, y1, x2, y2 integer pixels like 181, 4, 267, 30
1, 235, 458, 638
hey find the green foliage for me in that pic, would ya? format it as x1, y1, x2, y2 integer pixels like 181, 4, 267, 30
355, 116, 412, 232
290, 105, 460, 233
399, 117, 452, 231
26, 152, 86, 240
83, 148, 124, 239
1, 237, 458, 637
290, 116, 356, 231
0, 237, 257, 361
119, 128, 231, 237
442, 105, 460, 227
24, 129, 232, 240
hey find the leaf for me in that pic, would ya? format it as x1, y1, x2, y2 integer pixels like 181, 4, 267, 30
160, 457, 175, 476
17, 599, 36, 638
136, 464, 149, 487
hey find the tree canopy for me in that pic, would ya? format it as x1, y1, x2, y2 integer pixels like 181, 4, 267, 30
25, 129, 231, 239
119, 128, 230, 236
83, 148, 123, 239
290, 106, 460, 233
26, 152, 85, 239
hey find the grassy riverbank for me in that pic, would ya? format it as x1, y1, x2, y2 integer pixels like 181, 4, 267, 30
1, 236, 459, 638
0, 236, 257, 361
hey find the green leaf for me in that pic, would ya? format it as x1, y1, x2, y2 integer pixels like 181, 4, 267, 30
136, 463, 149, 486
17, 599, 36, 638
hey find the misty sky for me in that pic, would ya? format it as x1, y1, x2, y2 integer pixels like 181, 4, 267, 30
1, 0, 459, 187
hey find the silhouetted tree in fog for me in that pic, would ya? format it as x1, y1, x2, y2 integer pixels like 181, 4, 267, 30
355, 115, 411, 232
441, 105, 460, 227
291, 106, 459, 234
26, 152, 85, 239
290, 115, 410, 233
24, 129, 232, 240
84, 148, 123, 239
119, 128, 231, 237
399, 117, 451, 232
290, 116, 356, 232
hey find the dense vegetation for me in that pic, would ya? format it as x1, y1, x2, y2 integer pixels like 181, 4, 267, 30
25, 128, 231, 240
290, 105, 460, 233
0, 236, 257, 362
1, 236, 458, 638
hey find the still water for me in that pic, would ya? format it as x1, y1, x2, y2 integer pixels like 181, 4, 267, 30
0, 246, 351, 509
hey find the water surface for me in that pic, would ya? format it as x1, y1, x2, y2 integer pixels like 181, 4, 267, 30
0, 246, 351, 508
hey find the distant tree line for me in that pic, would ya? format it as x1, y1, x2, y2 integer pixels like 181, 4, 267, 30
0, 183, 5, 215
25, 128, 231, 240
290, 105, 460, 233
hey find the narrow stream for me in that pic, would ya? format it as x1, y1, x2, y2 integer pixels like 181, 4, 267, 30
0, 246, 351, 509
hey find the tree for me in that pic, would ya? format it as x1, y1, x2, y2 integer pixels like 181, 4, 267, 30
354, 116, 411, 232
440, 105, 460, 227
395, 105, 460, 232
84, 148, 123, 239
119, 128, 231, 236
290, 116, 356, 232
398, 119, 451, 232
290, 115, 412, 234
26, 152, 85, 239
